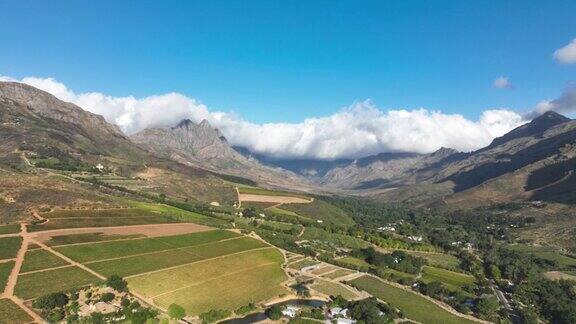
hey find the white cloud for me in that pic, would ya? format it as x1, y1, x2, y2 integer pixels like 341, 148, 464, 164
2, 76, 529, 159
533, 85, 576, 116
554, 39, 576, 64
493, 76, 512, 89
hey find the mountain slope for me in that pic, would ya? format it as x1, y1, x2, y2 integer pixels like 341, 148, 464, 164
131, 119, 317, 191
0, 81, 249, 216
376, 111, 576, 207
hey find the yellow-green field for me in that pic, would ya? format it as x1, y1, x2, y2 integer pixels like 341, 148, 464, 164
15, 266, 102, 300
0, 261, 14, 292
38, 227, 288, 316
129, 248, 287, 315
349, 276, 478, 324
0, 299, 33, 324
311, 279, 357, 299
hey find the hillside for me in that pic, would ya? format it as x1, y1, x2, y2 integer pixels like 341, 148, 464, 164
0, 82, 252, 220
376, 111, 576, 208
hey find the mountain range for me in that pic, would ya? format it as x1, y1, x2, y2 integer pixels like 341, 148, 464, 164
2, 80, 576, 214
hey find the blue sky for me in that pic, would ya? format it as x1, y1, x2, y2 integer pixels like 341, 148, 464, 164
1, 0, 574, 124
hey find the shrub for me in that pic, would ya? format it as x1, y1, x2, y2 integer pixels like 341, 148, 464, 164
106, 275, 128, 292
32, 292, 69, 310
168, 303, 186, 320
100, 292, 115, 303
265, 305, 283, 320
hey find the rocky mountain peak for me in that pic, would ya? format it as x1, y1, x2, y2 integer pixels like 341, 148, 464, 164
486, 111, 571, 149
430, 147, 458, 158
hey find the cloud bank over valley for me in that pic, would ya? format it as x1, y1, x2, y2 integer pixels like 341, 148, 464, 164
4, 75, 572, 160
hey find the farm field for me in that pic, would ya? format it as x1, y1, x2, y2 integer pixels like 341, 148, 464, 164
0, 261, 14, 291
301, 227, 367, 249
15, 265, 102, 300
311, 279, 358, 299
28, 215, 180, 232
21, 249, 69, 273
0, 298, 33, 324
349, 276, 478, 324
44, 232, 144, 246
0, 224, 20, 235
421, 266, 476, 292
288, 258, 320, 270
278, 199, 354, 226
408, 252, 461, 270
41, 208, 164, 218
336, 256, 371, 269
128, 248, 287, 315
544, 271, 576, 282
507, 245, 576, 270
55, 230, 239, 263
0, 236, 22, 260
88, 236, 268, 277
321, 269, 355, 280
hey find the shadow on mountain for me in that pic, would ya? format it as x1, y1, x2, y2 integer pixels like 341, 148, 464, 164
526, 157, 576, 204
444, 129, 576, 192
353, 178, 393, 190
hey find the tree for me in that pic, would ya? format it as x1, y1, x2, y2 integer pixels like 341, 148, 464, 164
265, 305, 282, 320
106, 275, 128, 292
100, 292, 115, 303
476, 297, 500, 319
489, 265, 501, 280
32, 292, 69, 310
168, 303, 186, 320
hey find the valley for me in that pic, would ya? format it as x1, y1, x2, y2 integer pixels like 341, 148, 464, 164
1, 81, 575, 323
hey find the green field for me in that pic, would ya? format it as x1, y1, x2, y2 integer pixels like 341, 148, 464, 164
28, 215, 179, 232
128, 248, 287, 315
0, 237, 22, 260
21, 249, 69, 273
55, 230, 238, 263
409, 252, 461, 270
126, 202, 229, 227
350, 276, 478, 324
507, 245, 576, 270
46, 232, 145, 246
0, 261, 14, 292
337, 256, 372, 269
301, 227, 367, 249
421, 266, 476, 292
238, 187, 309, 199
278, 199, 354, 226
88, 237, 268, 277
311, 279, 357, 299
0, 224, 20, 235
0, 299, 33, 324
288, 258, 320, 270
15, 266, 101, 300
321, 269, 355, 280
42, 208, 164, 218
